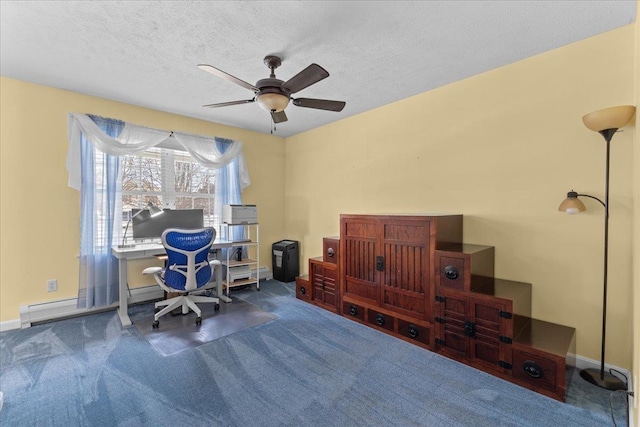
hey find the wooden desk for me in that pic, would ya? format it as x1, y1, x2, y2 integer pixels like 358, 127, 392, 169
112, 240, 233, 327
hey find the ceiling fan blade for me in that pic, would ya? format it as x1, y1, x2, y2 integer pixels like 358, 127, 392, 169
293, 98, 346, 112
202, 99, 255, 108
271, 110, 288, 123
282, 64, 329, 94
197, 64, 258, 92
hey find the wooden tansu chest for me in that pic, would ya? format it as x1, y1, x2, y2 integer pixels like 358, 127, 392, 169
296, 214, 576, 402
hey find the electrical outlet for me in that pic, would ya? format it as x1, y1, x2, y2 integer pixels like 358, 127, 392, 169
47, 279, 58, 292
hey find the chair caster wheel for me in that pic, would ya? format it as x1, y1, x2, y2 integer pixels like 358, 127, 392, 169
152, 320, 159, 329
214, 303, 220, 311
196, 317, 202, 325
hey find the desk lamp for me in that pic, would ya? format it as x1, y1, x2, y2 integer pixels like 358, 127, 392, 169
558, 105, 635, 391
119, 201, 164, 248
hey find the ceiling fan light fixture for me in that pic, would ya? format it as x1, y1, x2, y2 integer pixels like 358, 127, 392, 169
256, 92, 290, 112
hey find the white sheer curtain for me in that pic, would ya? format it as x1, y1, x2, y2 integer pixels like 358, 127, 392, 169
67, 113, 250, 309
67, 112, 250, 190
76, 115, 124, 308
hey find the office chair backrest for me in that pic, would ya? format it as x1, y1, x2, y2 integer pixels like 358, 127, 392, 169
161, 227, 215, 291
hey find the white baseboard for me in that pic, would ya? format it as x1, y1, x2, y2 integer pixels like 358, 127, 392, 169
0, 319, 21, 333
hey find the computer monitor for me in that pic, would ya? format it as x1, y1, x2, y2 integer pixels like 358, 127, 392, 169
131, 209, 205, 240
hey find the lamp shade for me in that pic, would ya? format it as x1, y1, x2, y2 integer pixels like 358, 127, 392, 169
558, 191, 586, 215
582, 105, 636, 132
148, 202, 163, 217
256, 92, 290, 112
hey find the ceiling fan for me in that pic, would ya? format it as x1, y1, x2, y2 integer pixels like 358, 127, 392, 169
198, 55, 346, 124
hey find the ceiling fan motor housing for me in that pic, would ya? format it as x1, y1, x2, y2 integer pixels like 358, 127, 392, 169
255, 78, 291, 112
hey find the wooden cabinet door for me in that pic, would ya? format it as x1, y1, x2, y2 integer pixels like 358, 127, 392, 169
341, 216, 379, 305
470, 297, 507, 371
380, 219, 431, 320
311, 261, 338, 311
436, 291, 470, 361
436, 289, 511, 371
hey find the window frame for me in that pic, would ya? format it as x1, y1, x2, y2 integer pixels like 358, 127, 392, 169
118, 145, 217, 242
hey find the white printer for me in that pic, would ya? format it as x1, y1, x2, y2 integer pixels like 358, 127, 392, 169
228, 265, 253, 282
222, 204, 257, 224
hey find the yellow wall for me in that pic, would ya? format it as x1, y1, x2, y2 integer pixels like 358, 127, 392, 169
285, 25, 636, 368
0, 77, 286, 320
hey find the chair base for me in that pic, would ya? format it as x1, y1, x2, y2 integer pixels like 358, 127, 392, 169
153, 292, 220, 328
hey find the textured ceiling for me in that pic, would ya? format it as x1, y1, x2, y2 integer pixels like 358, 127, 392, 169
0, 1, 636, 137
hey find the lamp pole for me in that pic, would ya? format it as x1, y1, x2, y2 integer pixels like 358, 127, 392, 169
120, 209, 145, 248
562, 105, 635, 390
598, 129, 611, 385
577, 128, 626, 391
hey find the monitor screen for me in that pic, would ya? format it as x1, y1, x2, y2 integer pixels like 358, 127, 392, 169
131, 209, 205, 240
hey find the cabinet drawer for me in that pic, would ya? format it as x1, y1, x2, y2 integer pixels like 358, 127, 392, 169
511, 317, 575, 401
323, 237, 339, 264
438, 256, 466, 291
397, 319, 430, 346
343, 301, 365, 321
435, 245, 494, 292
512, 348, 558, 394
295, 276, 312, 303
367, 309, 394, 332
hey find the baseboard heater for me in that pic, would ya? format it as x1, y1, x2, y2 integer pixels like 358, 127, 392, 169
18, 266, 272, 328
19, 285, 164, 329
253, 266, 272, 280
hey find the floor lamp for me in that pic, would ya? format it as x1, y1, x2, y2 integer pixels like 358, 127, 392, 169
558, 105, 635, 391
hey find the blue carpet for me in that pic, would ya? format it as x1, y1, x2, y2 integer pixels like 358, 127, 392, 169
0, 280, 627, 426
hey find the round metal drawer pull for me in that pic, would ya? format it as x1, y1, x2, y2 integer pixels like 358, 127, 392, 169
349, 305, 358, 316
408, 325, 419, 339
375, 314, 385, 326
327, 247, 335, 258
300, 286, 306, 295
523, 360, 544, 379
444, 265, 459, 280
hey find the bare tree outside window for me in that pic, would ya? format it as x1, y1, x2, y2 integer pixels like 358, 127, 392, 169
119, 147, 216, 240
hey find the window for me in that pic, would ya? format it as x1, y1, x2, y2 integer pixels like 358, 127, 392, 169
120, 146, 217, 240
71, 112, 247, 308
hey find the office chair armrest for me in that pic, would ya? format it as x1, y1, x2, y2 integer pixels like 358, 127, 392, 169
209, 260, 221, 267
142, 266, 163, 275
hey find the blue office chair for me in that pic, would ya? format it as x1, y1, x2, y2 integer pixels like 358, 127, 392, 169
143, 227, 220, 328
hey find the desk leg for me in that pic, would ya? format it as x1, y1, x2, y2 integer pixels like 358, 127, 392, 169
117, 258, 133, 327
215, 250, 232, 303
